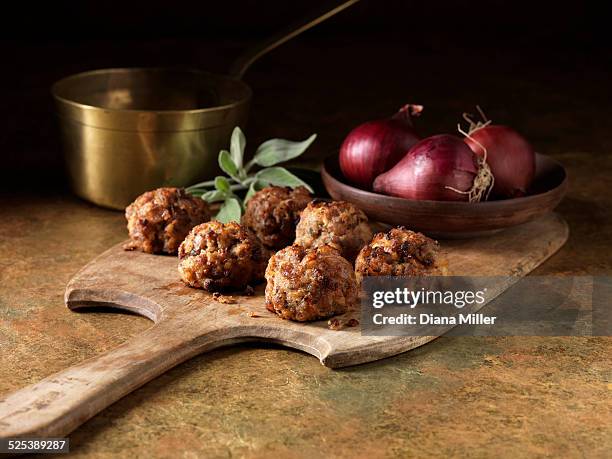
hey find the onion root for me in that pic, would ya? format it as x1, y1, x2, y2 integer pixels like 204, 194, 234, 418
446, 123, 494, 202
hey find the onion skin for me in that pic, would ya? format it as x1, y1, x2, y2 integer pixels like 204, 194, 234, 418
339, 105, 421, 189
373, 135, 479, 202
464, 125, 535, 198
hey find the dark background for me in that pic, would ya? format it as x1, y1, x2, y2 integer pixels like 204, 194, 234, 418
1, 0, 609, 190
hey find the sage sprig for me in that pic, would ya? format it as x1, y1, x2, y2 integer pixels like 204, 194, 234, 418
186, 127, 316, 223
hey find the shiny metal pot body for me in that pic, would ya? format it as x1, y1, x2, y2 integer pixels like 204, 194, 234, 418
52, 68, 251, 210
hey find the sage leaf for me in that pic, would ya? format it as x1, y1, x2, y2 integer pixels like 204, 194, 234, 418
214, 176, 231, 193
218, 150, 239, 179
186, 126, 318, 206
255, 167, 314, 192
244, 180, 267, 203
215, 197, 242, 223
202, 189, 226, 203
252, 134, 317, 167
230, 127, 246, 170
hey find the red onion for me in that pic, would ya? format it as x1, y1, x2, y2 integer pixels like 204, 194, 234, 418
339, 104, 422, 189
461, 108, 535, 198
373, 134, 493, 202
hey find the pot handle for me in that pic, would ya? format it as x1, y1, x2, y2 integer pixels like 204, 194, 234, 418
229, 0, 360, 79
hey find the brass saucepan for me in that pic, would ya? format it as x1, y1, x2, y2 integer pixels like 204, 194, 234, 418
52, 1, 359, 210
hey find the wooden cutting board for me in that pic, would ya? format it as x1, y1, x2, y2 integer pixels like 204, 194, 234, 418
0, 213, 568, 439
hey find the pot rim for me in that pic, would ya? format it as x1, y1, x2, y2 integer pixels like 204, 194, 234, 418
51, 67, 252, 116
52, 67, 252, 132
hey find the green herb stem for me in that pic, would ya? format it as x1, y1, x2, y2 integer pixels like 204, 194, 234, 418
243, 158, 257, 174
187, 179, 254, 193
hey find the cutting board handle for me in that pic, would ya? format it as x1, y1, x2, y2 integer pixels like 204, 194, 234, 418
0, 317, 228, 439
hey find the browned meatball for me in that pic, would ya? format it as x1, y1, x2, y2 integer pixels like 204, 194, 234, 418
294, 200, 372, 262
265, 244, 358, 322
124, 187, 211, 254
242, 186, 312, 250
355, 227, 442, 282
178, 221, 268, 292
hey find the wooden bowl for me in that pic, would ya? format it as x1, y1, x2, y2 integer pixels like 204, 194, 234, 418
321, 153, 568, 238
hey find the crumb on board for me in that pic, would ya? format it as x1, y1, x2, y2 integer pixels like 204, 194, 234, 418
249, 312, 263, 318
212, 292, 237, 304
122, 241, 136, 251
328, 317, 360, 330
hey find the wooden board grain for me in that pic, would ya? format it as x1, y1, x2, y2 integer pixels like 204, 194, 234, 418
0, 213, 568, 439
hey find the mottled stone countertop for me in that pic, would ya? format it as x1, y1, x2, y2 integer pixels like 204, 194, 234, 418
1, 37, 611, 458
0, 150, 610, 458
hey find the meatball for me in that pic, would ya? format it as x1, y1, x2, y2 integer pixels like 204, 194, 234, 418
178, 221, 268, 292
355, 227, 442, 282
294, 200, 372, 262
265, 244, 358, 322
242, 186, 312, 250
124, 187, 211, 254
